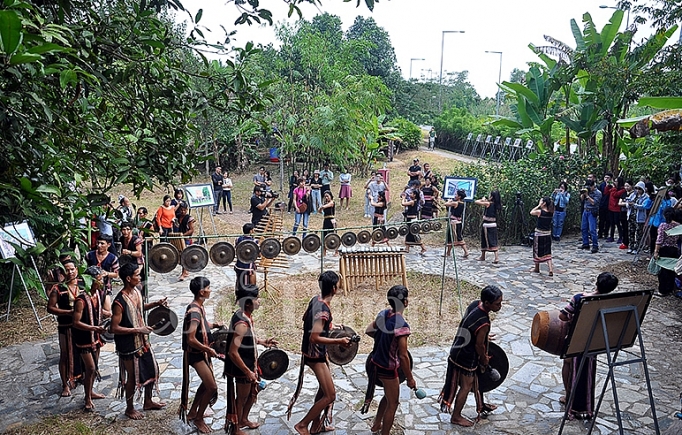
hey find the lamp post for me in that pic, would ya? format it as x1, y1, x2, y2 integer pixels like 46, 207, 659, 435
485, 50, 503, 117
438, 30, 465, 112
599, 4, 630, 29
409, 58, 425, 80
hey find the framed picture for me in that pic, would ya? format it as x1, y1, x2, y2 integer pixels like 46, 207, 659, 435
442, 176, 478, 202
0, 221, 37, 259
183, 184, 216, 209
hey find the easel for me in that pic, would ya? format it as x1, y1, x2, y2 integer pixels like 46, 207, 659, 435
558, 291, 658, 435
3, 257, 49, 329
195, 206, 217, 246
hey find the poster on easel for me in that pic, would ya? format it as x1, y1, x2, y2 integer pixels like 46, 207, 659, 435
184, 184, 216, 209
0, 221, 37, 259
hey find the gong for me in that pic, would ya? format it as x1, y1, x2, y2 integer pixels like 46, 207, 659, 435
100, 318, 114, 342
432, 221, 443, 231
260, 238, 282, 259
421, 221, 432, 233
327, 326, 360, 366
302, 234, 321, 253
324, 233, 342, 251
212, 327, 229, 356
341, 232, 357, 247
236, 240, 260, 264
409, 222, 421, 235
371, 228, 385, 243
209, 242, 235, 266
148, 243, 180, 274
398, 225, 409, 236
478, 342, 509, 392
181, 245, 209, 273
282, 236, 302, 255
257, 348, 290, 380
147, 306, 179, 336
357, 230, 371, 244
386, 227, 399, 240
365, 350, 413, 387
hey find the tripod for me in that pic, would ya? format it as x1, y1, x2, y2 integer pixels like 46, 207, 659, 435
506, 195, 530, 246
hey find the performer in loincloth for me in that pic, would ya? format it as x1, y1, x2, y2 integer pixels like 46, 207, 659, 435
111, 263, 167, 420
559, 272, 618, 420
288, 271, 351, 435
474, 191, 502, 263
47, 259, 84, 397
234, 223, 257, 292
362, 285, 416, 435
439, 285, 503, 427
223, 284, 277, 435
401, 189, 426, 254
370, 190, 390, 246
179, 277, 223, 434
72, 271, 107, 411
444, 189, 470, 258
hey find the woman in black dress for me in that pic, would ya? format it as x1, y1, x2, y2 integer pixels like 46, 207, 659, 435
530, 197, 555, 276
370, 190, 389, 246
401, 189, 426, 254
319, 191, 338, 255
474, 191, 502, 263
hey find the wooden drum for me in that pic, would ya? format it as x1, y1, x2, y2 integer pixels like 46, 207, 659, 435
531, 310, 569, 356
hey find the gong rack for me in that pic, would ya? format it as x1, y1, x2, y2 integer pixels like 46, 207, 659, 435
146, 215, 446, 276
338, 246, 407, 294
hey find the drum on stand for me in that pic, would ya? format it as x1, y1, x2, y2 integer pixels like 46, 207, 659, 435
531, 310, 569, 356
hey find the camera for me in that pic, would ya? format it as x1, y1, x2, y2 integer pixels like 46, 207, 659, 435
580, 187, 588, 195
265, 191, 279, 199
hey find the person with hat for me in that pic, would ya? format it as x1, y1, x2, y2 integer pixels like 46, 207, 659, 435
407, 158, 422, 183
72, 266, 108, 412
224, 283, 277, 435
179, 276, 224, 433
250, 185, 275, 226
111, 263, 168, 420
628, 181, 650, 254
309, 170, 323, 214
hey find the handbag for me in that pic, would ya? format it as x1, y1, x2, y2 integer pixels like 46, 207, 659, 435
647, 256, 661, 275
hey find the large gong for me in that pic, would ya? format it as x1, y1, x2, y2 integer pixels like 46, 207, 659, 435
324, 233, 342, 251
357, 230, 371, 244
282, 236, 302, 255
327, 326, 360, 366
148, 243, 179, 274
257, 348, 290, 380
478, 342, 509, 392
386, 227, 399, 240
209, 242, 235, 266
341, 232, 357, 247
260, 238, 282, 259
147, 306, 179, 336
409, 222, 421, 235
236, 240, 260, 264
181, 245, 209, 272
302, 234, 321, 253
371, 228, 385, 243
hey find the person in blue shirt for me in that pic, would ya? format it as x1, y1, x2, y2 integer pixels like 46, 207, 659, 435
551, 182, 570, 241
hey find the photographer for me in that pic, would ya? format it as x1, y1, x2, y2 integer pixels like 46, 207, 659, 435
250, 186, 275, 226
551, 182, 570, 242
579, 180, 602, 253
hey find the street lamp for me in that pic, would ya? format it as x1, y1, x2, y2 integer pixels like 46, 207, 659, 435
409, 58, 425, 80
438, 30, 465, 112
599, 4, 630, 29
485, 50, 503, 117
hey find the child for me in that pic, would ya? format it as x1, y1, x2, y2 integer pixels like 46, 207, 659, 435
288, 271, 351, 435
362, 285, 416, 435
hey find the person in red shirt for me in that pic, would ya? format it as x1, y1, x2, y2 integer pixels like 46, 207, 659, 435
607, 177, 625, 244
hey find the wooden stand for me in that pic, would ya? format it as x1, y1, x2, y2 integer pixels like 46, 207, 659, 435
338, 247, 407, 294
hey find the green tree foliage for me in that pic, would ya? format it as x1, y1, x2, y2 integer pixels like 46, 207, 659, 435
386, 117, 421, 149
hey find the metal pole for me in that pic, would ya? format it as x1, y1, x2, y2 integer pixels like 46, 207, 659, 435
438, 31, 464, 112
486, 50, 503, 117
409, 58, 424, 80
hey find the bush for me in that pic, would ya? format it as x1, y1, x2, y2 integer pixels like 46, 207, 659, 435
388, 117, 422, 149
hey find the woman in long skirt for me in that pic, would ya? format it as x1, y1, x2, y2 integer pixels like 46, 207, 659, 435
530, 197, 555, 276
319, 191, 338, 256
402, 189, 426, 254
474, 191, 501, 263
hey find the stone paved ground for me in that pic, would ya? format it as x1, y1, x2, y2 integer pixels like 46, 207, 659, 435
1, 238, 681, 434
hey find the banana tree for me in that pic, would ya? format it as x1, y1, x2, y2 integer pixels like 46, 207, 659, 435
493, 65, 562, 153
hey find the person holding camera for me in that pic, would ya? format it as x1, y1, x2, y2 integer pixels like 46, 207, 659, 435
551, 182, 570, 242
579, 180, 602, 253
249, 186, 275, 226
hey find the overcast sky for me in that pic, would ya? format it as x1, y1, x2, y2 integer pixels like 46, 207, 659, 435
180, 0, 676, 99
